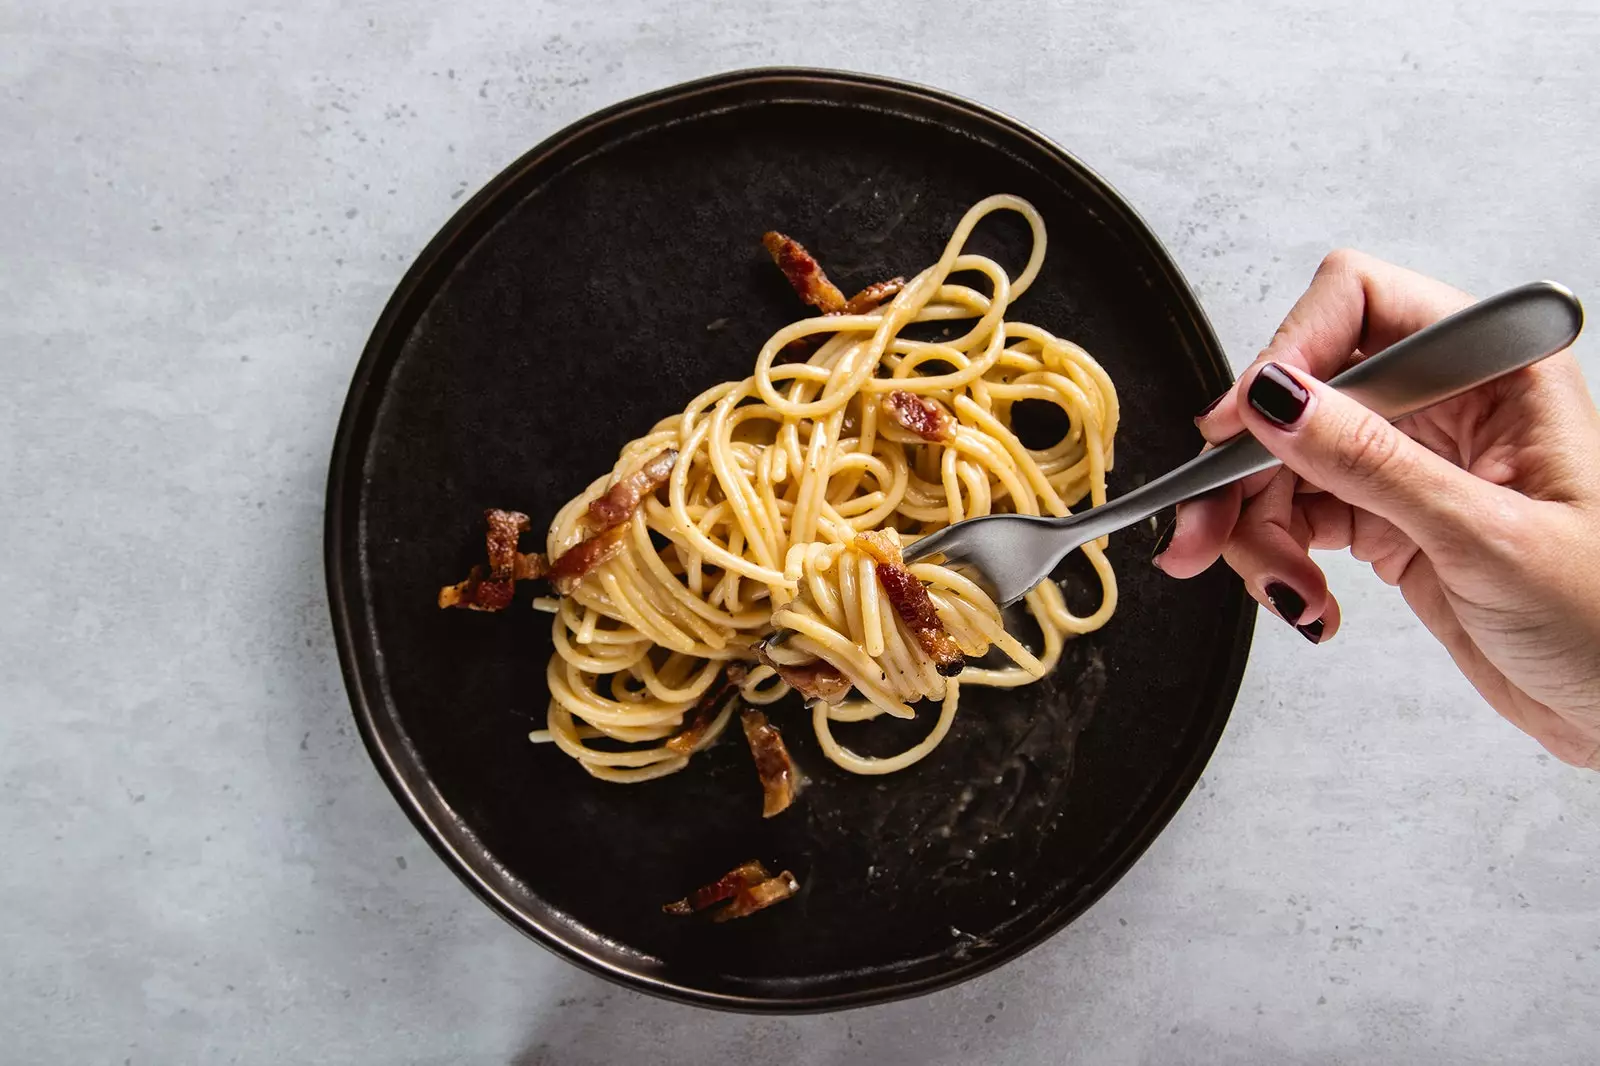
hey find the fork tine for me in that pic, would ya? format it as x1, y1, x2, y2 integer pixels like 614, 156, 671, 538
903, 524, 968, 564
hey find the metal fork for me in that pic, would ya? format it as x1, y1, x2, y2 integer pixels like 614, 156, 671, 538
902, 281, 1584, 606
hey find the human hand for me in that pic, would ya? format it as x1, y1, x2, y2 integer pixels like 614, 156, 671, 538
1155, 250, 1600, 768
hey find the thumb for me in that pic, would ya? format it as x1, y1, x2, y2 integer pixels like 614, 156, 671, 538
1235, 361, 1497, 552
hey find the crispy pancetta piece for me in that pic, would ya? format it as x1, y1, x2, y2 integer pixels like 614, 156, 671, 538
664, 664, 747, 756
762, 231, 904, 320
438, 509, 548, 611
586, 448, 678, 531
882, 389, 954, 442
843, 276, 905, 315
546, 448, 678, 595
547, 524, 628, 596
663, 859, 800, 921
755, 639, 853, 704
762, 231, 848, 314
855, 530, 965, 676
740, 708, 800, 817
715, 868, 800, 921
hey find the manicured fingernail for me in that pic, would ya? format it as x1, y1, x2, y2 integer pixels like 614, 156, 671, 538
1248, 362, 1310, 427
1264, 581, 1306, 624
1151, 514, 1177, 562
1298, 617, 1326, 644
1196, 392, 1227, 419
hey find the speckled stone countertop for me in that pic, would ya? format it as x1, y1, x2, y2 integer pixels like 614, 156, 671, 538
4, 2, 1597, 1062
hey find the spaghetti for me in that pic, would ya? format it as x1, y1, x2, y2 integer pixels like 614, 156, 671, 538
489, 195, 1120, 782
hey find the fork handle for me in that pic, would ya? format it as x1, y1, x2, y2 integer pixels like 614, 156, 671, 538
1061, 281, 1584, 545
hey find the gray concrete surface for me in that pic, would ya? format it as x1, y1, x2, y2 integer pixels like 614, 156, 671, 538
4, 1, 1598, 1063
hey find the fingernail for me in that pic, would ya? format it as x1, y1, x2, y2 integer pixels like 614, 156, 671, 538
1151, 513, 1177, 562
1196, 392, 1227, 419
1297, 617, 1326, 644
1248, 362, 1310, 427
1264, 581, 1306, 624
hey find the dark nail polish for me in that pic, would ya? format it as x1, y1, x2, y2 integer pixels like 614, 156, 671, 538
1151, 514, 1177, 560
1248, 362, 1310, 427
1264, 581, 1306, 624
1298, 617, 1325, 644
1196, 392, 1226, 419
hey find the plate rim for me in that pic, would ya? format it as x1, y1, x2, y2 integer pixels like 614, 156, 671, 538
324, 64, 1255, 1013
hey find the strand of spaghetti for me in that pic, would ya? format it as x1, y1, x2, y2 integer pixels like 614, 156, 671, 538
951, 395, 1070, 516
667, 405, 791, 588
813, 682, 962, 776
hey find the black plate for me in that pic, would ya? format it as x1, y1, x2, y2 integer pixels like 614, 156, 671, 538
326, 68, 1253, 1012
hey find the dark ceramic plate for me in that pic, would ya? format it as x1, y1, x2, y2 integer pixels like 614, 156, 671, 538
326, 68, 1253, 1012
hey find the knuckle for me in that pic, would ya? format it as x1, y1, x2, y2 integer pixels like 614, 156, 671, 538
1318, 247, 1363, 277
1331, 409, 1406, 482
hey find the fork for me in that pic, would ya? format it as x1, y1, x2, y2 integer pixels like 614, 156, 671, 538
902, 280, 1584, 606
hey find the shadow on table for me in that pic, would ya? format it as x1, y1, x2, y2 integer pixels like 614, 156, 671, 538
501, 924, 1358, 1066
503, 966, 999, 1066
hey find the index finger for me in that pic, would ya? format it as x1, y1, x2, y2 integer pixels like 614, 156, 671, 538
1196, 249, 1475, 442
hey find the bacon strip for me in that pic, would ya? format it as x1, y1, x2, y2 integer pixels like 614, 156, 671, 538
844, 276, 905, 315
855, 531, 965, 676
663, 860, 800, 921
740, 708, 800, 817
755, 639, 853, 704
715, 869, 800, 922
663, 860, 768, 916
544, 449, 678, 595
664, 664, 747, 756
763, 231, 904, 319
882, 390, 954, 442
438, 567, 511, 611
587, 448, 678, 531
439, 509, 549, 611
548, 524, 628, 595
762, 231, 847, 314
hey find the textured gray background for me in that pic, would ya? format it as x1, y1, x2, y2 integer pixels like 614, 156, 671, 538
3, 1, 1598, 1063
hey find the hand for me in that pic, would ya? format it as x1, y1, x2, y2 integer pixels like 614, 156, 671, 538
1155, 250, 1600, 769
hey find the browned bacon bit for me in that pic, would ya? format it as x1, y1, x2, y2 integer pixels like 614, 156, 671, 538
663, 860, 768, 916
513, 552, 548, 581
535, 449, 678, 596
755, 639, 853, 704
586, 448, 678, 532
773, 277, 900, 363
762, 231, 847, 314
854, 531, 966, 676
664, 664, 748, 756
547, 523, 628, 596
663, 860, 801, 921
437, 566, 512, 611
844, 276, 906, 315
882, 389, 954, 442
716, 868, 801, 922
852, 529, 906, 568
439, 509, 549, 611
483, 508, 531, 573
741, 708, 801, 817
